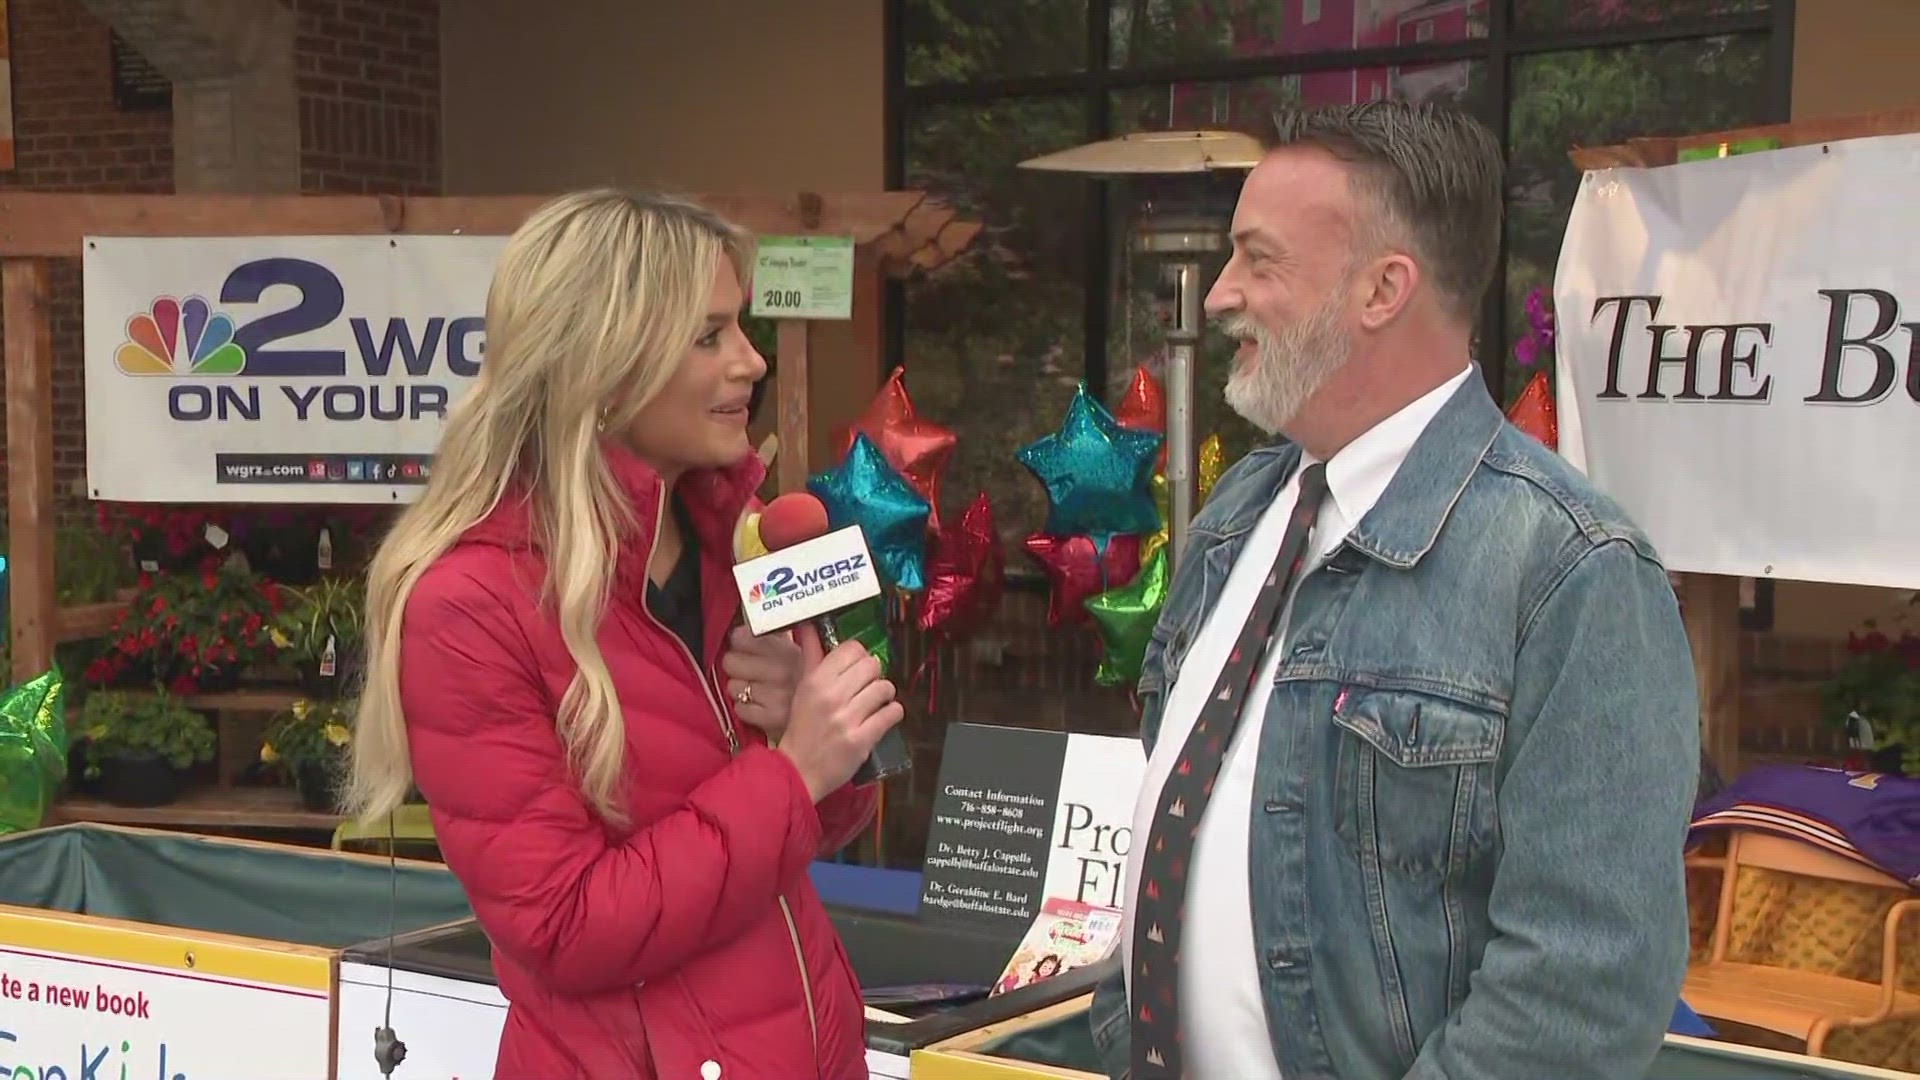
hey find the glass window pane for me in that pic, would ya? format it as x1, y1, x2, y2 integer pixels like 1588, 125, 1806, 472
904, 0, 1088, 84
1108, 63, 1490, 468
903, 95, 1091, 560
1112, 0, 1488, 70
1512, 0, 1769, 33
1502, 34, 1771, 401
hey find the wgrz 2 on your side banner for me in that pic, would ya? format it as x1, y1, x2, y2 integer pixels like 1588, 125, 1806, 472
1553, 132, 1920, 592
84, 236, 508, 505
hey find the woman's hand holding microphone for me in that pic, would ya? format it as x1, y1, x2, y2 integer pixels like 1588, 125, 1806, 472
722, 622, 902, 803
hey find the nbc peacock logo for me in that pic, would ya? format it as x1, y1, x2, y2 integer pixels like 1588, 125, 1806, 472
115, 295, 248, 377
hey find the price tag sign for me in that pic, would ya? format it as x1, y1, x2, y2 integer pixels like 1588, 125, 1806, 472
751, 235, 854, 320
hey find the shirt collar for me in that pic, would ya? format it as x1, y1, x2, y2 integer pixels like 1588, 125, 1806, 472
1307, 365, 1472, 529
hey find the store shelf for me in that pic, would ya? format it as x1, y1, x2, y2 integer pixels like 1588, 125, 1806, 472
54, 598, 129, 642
107, 686, 306, 711
44, 784, 340, 830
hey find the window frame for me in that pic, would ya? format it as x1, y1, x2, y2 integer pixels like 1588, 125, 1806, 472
884, 0, 1797, 404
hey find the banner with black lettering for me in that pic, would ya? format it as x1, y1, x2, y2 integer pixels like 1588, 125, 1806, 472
1553, 134, 1920, 590
83, 236, 503, 503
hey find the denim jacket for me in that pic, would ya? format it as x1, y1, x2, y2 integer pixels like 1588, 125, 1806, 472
1089, 375, 1699, 1080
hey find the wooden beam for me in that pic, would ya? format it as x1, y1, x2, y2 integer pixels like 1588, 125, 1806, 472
775, 320, 811, 494
1680, 573, 1743, 781
5, 259, 57, 684
0, 191, 947, 257
1568, 106, 1920, 171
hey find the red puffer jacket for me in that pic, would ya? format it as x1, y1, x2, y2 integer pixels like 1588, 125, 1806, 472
397, 443, 876, 1079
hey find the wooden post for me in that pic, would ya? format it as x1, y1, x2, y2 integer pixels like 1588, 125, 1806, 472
1681, 572, 1743, 780
775, 320, 811, 493
5, 259, 57, 684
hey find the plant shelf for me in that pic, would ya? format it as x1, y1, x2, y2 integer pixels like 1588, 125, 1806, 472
43, 783, 340, 830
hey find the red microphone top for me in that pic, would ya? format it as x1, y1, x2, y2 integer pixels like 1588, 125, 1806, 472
759, 492, 831, 552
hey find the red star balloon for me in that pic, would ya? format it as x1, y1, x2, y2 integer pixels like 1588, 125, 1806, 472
915, 492, 1004, 638
1112, 365, 1168, 470
1506, 370, 1559, 451
832, 366, 956, 525
1024, 532, 1142, 628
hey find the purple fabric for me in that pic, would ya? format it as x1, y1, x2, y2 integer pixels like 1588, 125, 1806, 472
1690, 764, 1920, 886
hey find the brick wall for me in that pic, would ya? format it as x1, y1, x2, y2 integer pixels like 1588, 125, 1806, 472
0, 0, 442, 531
295, 0, 440, 195
0, 0, 174, 531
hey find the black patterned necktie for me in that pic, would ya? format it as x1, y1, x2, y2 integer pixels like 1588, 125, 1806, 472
1129, 462, 1329, 1079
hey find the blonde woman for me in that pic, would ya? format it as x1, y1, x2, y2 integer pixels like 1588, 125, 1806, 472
345, 190, 899, 1079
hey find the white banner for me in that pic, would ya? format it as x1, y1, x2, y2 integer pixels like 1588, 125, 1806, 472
84, 235, 506, 504
1554, 133, 1920, 591
0, 940, 330, 1079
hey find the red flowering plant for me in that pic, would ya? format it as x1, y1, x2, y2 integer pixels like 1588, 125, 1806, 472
1821, 610, 1920, 775
93, 503, 230, 571
86, 558, 285, 692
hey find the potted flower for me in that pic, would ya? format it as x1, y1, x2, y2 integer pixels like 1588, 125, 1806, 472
261, 697, 353, 811
94, 559, 284, 692
1821, 621, 1920, 775
78, 690, 215, 807
95, 503, 229, 574
272, 577, 366, 697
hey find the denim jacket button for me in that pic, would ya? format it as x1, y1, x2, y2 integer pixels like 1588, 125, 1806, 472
1289, 640, 1318, 658
1264, 798, 1296, 813
1266, 948, 1295, 970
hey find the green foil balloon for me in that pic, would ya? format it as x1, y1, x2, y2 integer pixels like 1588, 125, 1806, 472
0, 664, 68, 836
834, 594, 892, 675
1085, 548, 1169, 688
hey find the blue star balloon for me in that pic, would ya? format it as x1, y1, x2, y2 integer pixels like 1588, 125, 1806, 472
1017, 383, 1163, 538
808, 433, 930, 592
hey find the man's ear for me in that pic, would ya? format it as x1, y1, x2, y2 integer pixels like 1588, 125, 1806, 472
1356, 252, 1420, 331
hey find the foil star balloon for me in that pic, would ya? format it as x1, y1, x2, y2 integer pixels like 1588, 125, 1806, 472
808, 433, 930, 592
834, 595, 892, 673
1112, 365, 1167, 471
1139, 433, 1229, 566
1086, 547, 1169, 688
1197, 434, 1225, 505
831, 367, 956, 522
1506, 371, 1559, 451
0, 665, 66, 836
915, 492, 1004, 638
1024, 532, 1142, 628
1017, 384, 1162, 538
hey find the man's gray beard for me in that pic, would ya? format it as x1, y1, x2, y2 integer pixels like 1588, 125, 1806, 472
1220, 298, 1352, 437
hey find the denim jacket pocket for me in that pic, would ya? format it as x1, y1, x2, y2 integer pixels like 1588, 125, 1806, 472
1330, 686, 1504, 880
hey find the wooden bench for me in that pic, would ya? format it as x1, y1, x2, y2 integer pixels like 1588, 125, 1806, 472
1685, 829, 1920, 1057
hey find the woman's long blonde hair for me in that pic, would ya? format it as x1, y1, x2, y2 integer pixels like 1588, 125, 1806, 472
344, 190, 754, 826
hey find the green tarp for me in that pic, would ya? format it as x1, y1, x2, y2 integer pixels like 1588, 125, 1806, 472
0, 823, 470, 950
978, 1015, 1891, 1079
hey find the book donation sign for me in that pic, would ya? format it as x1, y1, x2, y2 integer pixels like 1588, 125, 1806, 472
0, 916, 331, 1079
83, 236, 506, 505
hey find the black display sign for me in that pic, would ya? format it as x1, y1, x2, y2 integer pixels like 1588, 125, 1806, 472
110, 33, 171, 113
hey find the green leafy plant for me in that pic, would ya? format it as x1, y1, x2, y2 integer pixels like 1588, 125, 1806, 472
261, 697, 354, 774
272, 577, 366, 666
78, 690, 215, 778
1820, 621, 1920, 774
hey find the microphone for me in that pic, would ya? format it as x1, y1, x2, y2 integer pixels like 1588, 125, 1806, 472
733, 492, 912, 783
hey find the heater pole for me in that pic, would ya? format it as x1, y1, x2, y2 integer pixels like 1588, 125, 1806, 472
1164, 260, 1202, 571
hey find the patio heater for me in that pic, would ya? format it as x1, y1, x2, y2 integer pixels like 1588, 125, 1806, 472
1018, 130, 1259, 571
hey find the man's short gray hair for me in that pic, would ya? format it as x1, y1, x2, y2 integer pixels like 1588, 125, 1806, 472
1258, 101, 1503, 324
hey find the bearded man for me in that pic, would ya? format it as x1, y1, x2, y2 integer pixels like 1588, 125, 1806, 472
1087, 102, 1700, 1080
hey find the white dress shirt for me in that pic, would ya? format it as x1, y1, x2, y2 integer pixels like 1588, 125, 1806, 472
1119, 366, 1471, 1079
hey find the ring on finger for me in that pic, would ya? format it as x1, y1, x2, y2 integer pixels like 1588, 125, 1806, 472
733, 682, 754, 707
